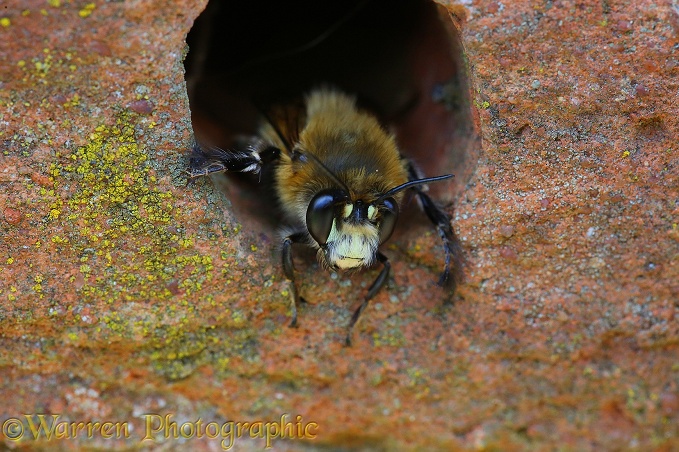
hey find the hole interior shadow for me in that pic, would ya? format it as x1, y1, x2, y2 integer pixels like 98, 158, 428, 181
185, 0, 478, 237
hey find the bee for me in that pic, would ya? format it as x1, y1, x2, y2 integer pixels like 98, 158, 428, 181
189, 87, 463, 345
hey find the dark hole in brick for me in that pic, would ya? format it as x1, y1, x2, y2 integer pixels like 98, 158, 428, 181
184, 0, 478, 233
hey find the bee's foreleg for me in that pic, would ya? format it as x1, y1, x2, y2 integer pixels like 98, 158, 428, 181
282, 232, 307, 328
187, 140, 280, 178
406, 162, 464, 291
345, 252, 390, 346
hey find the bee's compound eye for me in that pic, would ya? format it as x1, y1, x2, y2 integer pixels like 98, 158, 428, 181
378, 197, 399, 245
306, 189, 349, 246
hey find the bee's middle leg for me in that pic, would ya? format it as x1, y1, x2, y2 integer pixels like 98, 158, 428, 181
282, 232, 307, 328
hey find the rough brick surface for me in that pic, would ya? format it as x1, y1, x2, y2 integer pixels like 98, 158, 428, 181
1, 0, 677, 450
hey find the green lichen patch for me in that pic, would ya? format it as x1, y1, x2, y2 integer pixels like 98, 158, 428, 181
149, 323, 260, 381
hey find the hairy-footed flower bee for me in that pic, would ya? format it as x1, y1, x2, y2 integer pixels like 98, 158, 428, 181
189, 87, 463, 345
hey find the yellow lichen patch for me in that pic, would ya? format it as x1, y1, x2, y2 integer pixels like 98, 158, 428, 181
372, 330, 406, 348
7, 48, 92, 112
2, 97, 249, 378
38, 112, 221, 343
0, 18, 11, 28
62, 94, 80, 108
148, 323, 259, 380
78, 2, 96, 18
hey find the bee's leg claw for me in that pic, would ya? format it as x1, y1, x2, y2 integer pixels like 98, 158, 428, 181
344, 334, 353, 347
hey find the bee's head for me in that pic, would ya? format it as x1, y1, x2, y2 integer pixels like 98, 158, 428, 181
298, 151, 453, 271
306, 189, 398, 270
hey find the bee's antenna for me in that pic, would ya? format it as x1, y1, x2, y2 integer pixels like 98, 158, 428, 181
253, 96, 351, 194
376, 174, 454, 202
301, 151, 352, 194
256, 105, 351, 194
